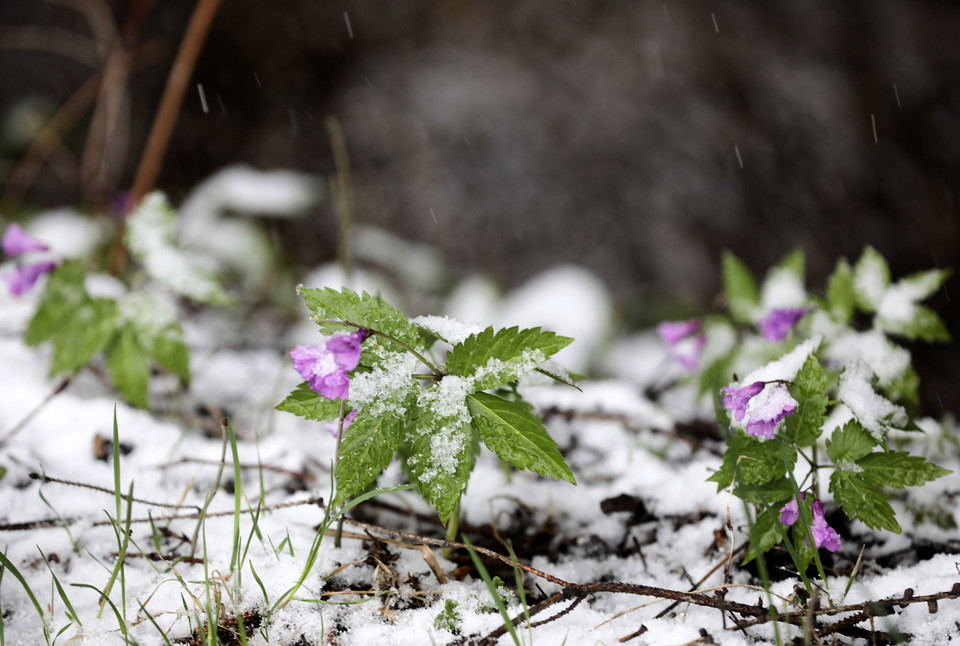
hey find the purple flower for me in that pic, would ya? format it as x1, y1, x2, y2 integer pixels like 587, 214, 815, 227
4, 261, 58, 297
757, 307, 808, 341
721, 381, 764, 422
291, 329, 368, 400
2, 224, 48, 255
779, 493, 805, 526
743, 384, 798, 439
811, 500, 841, 552
657, 319, 706, 371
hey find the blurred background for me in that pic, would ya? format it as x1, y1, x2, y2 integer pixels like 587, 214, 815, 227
1, 0, 958, 411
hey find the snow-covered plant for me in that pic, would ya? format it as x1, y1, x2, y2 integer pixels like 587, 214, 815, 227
7, 192, 231, 408
671, 248, 952, 578
277, 287, 577, 525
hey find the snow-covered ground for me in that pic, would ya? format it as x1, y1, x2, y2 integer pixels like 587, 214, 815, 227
1, 262, 959, 646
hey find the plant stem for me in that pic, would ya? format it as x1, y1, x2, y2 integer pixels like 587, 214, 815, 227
334, 400, 346, 548
442, 499, 461, 560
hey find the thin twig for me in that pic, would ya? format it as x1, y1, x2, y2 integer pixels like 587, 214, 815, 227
28, 471, 201, 512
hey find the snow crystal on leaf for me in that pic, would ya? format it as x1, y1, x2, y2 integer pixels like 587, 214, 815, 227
423, 426, 467, 484
420, 375, 473, 426
877, 281, 920, 324
119, 291, 178, 336
853, 249, 889, 309
742, 336, 822, 384
411, 315, 483, 345
348, 350, 419, 416
837, 360, 907, 441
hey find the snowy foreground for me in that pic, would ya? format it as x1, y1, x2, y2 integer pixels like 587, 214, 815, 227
1, 299, 959, 646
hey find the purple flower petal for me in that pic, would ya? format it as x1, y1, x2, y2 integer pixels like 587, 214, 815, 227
325, 329, 367, 370
811, 500, 841, 552
779, 493, 805, 526
4, 260, 57, 296
743, 384, 798, 439
657, 319, 701, 345
2, 224, 48, 256
721, 381, 764, 422
290, 330, 369, 400
758, 307, 808, 342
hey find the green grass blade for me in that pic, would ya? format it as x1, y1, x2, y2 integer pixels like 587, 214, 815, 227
38, 548, 81, 628
137, 601, 174, 646
226, 419, 243, 585
462, 535, 521, 646
72, 583, 127, 638
0, 550, 49, 643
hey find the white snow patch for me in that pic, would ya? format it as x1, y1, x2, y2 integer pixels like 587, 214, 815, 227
825, 328, 910, 387
760, 266, 806, 310
743, 335, 822, 384
411, 315, 482, 345
837, 360, 908, 439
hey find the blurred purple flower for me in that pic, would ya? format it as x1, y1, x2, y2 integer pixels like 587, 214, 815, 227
758, 307, 808, 341
4, 261, 57, 297
811, 500, 841, 552
744, 384, 798, 439
721, 381, 764, 422
779, 493, 805, 526
657, 319, 705, 371
2, 224, 48, 256
291, 329, 369, 400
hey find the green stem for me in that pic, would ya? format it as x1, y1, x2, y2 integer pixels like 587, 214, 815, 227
442, 499, 461, 560
334, 400, 346, 549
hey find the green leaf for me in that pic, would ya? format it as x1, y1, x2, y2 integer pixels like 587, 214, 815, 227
299, 286, 424, 350
49, 297, 119, 374
880, 305, 950, 342
825, 258, 855, 323
332, 411, 403, 508
25, 261, 88, 346
276, 382, 343, 422
825, 421, 877, 464
898, 268, 950, 302
777, 248, 805, 280
852, 246, 890, 312
402, 415, 476, 524
708, 432, 796, 490
743, 506, 782, 564
783, 355, 827, 447
106, 324, 150, 408
734, 477, 795, 505
722, 251, 759, 323
830, 471, 900, 533
143, 323, 190, 383
466, 392, 575, 484
857, 452, 952, 489
446, 326, 573, 391
120, 291, 190, 383
125, 192, 233, 305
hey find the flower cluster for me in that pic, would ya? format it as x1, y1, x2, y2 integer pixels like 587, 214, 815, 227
291, 328, 369, 400
780, 494, 841, 552
657, 319, 705, 371
2, 224, 57, 296
721, 381, 798, 439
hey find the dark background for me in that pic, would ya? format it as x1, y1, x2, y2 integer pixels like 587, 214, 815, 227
1, 0, 958, 412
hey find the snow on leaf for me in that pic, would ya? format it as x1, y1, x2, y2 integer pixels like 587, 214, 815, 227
446, 326, 572, 391
125, 192, 233, 305
837, 360, 907, 442
742, 336, 822, 385
299, 286, 424, 350
852, 246, 890, 312
411, 315, 483, 345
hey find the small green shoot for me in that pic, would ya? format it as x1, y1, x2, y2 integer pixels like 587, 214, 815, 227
462, 535, 521, 646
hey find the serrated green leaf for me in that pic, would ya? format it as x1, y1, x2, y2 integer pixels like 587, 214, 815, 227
722, 251, 759, 323
852, 246, 890, 312
49, 297, 119, 374
734, 478, 795, 505
106, 324, 150, 408
466, 392, 575, 484
708, 432, 796, 490
826, 258, 855, 323
25, 261, 88, 346
126, 192, 233, 305
299, 286, 424, 350
402, 415, 476, 523
784, 355, 827, 447
879, 305, 950, 342
743, 506, 782, 564
332, 411, 403, 508
826, 420, 877, 464
857, 452, 952, 489
830, 471, 900, 533
446, 326, 573, 391
276, 382, 343, 421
